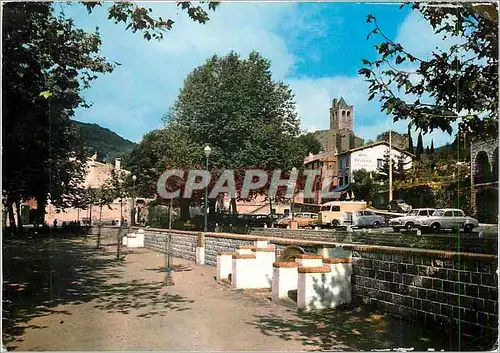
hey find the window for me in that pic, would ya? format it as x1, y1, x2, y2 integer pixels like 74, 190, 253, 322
363, 211, 373, 216
344, 175, 349, 185
339, 178, 343, 186
347, 111, 351, 117
356, 211, 364, 216
444, 211, 453, 217
377, 159, 384, 169
342, 110, 346, 117
419, 210, 428, 216
320, 206, 330, 212
331, 206, 340, 212
453, 211, 464, 217
339, 160, 343, 169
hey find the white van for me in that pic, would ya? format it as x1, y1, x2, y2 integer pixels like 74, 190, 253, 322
317, 201, 367, 227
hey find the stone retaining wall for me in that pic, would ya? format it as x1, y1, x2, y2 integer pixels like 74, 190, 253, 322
101, 226, 498, 338
351, 247, 498, 338
250, 228, 498, 255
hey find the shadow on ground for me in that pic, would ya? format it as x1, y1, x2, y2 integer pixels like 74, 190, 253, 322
249, 304, 457, 351
2, 236, 193, 350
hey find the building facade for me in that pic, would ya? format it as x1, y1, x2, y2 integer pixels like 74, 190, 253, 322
471, 137, 498, 223
313, 97, 364, 153
336, 141, 414, 188
303, 151, 338, 205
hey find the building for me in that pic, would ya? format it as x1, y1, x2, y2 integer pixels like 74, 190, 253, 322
303, 151, 338, 205
312, 97, 364, 153
471, 137, 498, 223
42, 154, 149, 226
336, 141, 414, 188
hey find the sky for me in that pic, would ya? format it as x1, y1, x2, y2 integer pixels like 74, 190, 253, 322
64, 1, 457, 148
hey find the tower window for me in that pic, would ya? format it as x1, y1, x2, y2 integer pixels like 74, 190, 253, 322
342, 110, 346, 117
347, 111, 350, 117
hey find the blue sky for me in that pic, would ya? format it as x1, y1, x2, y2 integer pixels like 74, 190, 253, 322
64, 2, 456, 148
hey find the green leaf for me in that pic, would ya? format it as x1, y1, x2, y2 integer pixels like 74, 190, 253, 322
39, 90, 53, 99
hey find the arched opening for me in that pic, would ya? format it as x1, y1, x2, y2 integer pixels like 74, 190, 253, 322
476, 188, 498, 223
279, 246, 305, 262
347, 111, 351, 117
342, 110, 346, 117
475, 151, 492, 184
492, 148, 498, 180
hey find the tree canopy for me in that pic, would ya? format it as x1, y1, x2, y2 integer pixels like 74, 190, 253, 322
360, 3, 498, 140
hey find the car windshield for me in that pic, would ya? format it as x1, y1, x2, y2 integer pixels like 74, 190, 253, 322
408, 210, 419, 216
433, 210, 445, 217
320, 206, 330, 211
396, 200, 405, 204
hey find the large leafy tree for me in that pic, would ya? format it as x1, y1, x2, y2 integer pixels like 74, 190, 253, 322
168, 51, 304, 212
3, 1, 219, 230
360, 3, 498, 140
2, 2, 113, 229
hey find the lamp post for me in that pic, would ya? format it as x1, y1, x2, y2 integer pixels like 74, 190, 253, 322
131, 175, 137, 227
116, 177, 124, 261
291, 167, 297, 224
164, 196, 174, 286
203, 145, 211, 233
389, 130, 393, 202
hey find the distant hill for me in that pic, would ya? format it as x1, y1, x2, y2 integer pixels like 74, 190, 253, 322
72, 120, 137, 163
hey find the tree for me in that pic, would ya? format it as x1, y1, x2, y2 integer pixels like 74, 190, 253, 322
430, 140, 435, 154
91, 183, 116, 248
408, 125, 414, 153
2, 1, 219, 231
351, 169, 378, 202
360, 3, 498, 140
168, 51, 302, 213
82, 1, 219, 42
2, 2, 113, 230
416, 132, 424, 158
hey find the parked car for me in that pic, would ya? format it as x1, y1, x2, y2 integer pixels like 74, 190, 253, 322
277, 212, 318, 228
414, 208, 479, 233
387, 199, 412, 213
344, 209, 386, 229
389, 208, 437, 232
317, 201, 367, 227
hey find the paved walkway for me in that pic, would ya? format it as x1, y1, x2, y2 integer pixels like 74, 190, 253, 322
3, 238, 454, 351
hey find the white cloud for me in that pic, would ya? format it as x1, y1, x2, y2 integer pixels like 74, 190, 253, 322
68, 3, 458, 149
290, 8, 461, 148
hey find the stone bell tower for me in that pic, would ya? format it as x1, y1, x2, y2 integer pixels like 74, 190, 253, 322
330, 97, 354, 133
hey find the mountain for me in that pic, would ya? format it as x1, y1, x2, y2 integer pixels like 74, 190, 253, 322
72, 120, 137, 163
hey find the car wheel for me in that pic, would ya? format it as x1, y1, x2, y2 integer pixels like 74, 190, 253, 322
430, 223, 441, 233
372, 221, 380, 228
464, 224, 474, 233
405, 222, 414, 232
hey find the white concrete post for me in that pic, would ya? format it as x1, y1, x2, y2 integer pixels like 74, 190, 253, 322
297, 266, 332, 311
231, 254, 257, 289
196, 233, 205, 265
272, 262, 299, 301
216, 252, 234, 281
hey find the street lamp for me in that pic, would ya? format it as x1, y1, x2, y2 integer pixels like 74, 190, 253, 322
203, 145, 211, 233
131, 175, 137, 226
291, 167, 297, 224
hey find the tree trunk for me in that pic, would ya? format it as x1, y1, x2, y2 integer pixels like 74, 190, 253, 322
97, 205, 102, 248
7, 198, 16, 230
36, 198, 46, 228
230, 198, 237, 215
180, 199, 190, 221
15, 198, 23, 232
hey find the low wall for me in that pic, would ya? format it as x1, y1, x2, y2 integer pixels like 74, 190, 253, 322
250, 228, 498, 255
351, 247, 498, 338
110, 226, 498, 339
